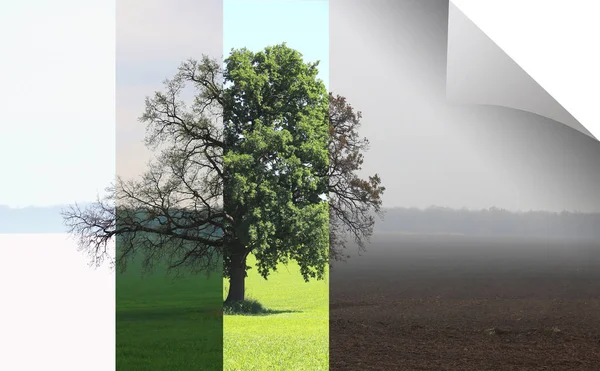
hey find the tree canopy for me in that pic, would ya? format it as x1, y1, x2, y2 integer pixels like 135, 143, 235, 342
63, 43, 384, 302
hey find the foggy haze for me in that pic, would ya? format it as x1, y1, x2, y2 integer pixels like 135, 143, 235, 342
330, 0, 600, 213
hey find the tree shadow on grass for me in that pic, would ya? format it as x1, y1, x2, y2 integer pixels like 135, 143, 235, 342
228, 308, 303, 316
222, 299, 303, 316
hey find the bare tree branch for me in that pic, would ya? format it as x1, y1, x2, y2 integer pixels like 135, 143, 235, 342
327, 93, 386, 263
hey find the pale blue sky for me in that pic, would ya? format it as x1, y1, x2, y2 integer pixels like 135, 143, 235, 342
0, 0, 115, 208
224, 0, 329, 90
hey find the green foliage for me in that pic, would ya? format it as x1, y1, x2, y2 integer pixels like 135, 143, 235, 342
222, 43, 330, 281
64, 43, 383, 301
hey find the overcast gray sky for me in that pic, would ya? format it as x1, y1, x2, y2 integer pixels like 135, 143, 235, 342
116, 0, 223, 181
331, 0, 600, 213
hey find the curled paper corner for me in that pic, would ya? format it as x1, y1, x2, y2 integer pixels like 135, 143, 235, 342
446, 1, 597, 142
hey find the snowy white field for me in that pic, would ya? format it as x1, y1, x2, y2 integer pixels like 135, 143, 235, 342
0, 234, 115, 371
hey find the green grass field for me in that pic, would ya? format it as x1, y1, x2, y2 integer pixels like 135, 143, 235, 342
116, 253, 223, 371
223, 255, 329, 371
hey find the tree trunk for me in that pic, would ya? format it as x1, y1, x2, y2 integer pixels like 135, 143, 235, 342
225, 252, 246, 303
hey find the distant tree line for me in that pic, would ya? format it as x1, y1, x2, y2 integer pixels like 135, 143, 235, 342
375, 206, 600, 240
0, 205, 70, 234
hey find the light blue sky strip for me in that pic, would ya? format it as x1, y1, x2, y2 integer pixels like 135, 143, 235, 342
224, 0, 329, 90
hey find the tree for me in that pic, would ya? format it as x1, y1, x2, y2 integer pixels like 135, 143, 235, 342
327, 93, 385, 262
62, 43, 384, 303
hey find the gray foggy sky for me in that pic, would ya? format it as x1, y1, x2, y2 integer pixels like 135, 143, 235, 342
330, 0, 600, 213
116, 0, 223, 181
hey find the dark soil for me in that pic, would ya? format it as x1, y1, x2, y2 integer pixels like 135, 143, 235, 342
330, 235, 600, 370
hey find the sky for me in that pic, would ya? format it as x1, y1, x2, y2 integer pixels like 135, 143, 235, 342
0, 0, 115, 208
116, 0, 223, 183
116, 0, 328, 183
0, 0, 328, 214
2, 0, 600, 213
330, 0, 600, 213
224, 0, 328, 89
